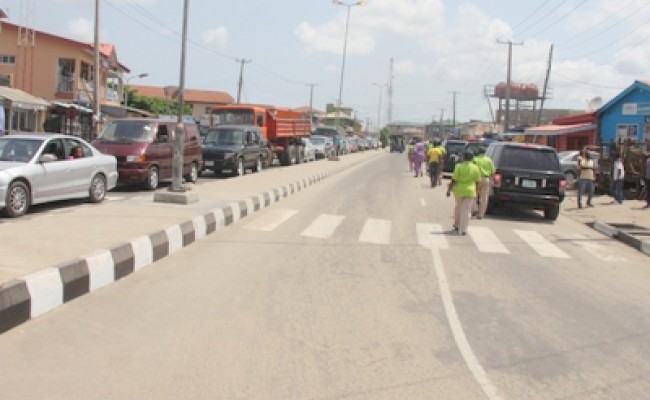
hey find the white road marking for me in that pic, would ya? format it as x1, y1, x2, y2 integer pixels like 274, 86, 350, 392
416, 223, 449, 249
431, 248, 503, 400
301, 214, 345, 239
420, 198, 426, 207
245, 209, 298, 232
468, 226, 510, 254
514, 229, 570, 258
564, 233, 627, 262
359, 218, 392, 244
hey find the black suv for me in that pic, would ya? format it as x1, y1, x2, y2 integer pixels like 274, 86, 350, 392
442, 139, 468, 174
485, 142, 566, 220
201, 125, 272, 176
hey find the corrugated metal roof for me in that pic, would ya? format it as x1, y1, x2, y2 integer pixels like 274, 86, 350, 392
0, 87, 50, 110
130, 85, 233, 104
524, 123, 596, 136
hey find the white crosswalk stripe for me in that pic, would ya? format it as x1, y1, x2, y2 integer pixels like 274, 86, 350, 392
513, 229, 570, 259
359, 218, 392, 244
243, 210, 605, 260
467, 226, 509, 254
244, 209, 298, 231
301, 214, 345, 239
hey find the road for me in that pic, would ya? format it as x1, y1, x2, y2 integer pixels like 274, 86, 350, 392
1, 152, 650, 399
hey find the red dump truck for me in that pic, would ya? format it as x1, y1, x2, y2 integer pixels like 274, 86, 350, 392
206, 104, 311, 167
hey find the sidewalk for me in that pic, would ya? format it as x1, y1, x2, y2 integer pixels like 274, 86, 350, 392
0, 151, 382, 333
561, 190, 650, 256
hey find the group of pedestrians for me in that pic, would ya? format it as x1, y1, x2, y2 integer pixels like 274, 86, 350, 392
576, 149, 626, 208
445, 148, 495, 235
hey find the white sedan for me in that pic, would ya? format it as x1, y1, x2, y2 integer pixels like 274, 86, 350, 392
301, 137, 317, 162
0, 133, 118, 217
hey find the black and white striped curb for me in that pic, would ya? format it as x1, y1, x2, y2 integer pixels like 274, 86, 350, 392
592, 221, 650, 257
0, 161, 361, 334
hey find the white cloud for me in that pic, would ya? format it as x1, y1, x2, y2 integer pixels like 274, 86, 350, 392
202, 27, 228, 49
66, 18, 93, 42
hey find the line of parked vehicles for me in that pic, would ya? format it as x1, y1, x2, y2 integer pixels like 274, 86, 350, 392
0, 107, 380, 218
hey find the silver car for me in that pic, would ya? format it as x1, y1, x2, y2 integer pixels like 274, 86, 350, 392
0, 133, 118, 217
558, 150, 599, 188
309, 135, 333, 159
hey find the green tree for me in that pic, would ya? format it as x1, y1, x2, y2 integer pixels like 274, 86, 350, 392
125, 88, 191, 116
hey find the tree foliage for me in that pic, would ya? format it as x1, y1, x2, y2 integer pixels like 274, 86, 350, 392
125, 88, 191, 116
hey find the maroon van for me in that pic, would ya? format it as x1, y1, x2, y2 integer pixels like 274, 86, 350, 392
92, 118, 202, 190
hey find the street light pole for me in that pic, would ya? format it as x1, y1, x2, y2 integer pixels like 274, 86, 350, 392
333, 0, 366, 136
372, 82, 385, 133
122, 73, 149, 106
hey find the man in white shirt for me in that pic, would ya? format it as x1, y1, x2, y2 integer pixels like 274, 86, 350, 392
611, 154, 625, 204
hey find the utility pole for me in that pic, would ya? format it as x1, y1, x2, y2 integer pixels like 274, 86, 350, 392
497, 39, 523, 133
440, 108, 445, 139
449, 91, 459, 135
93, 0, 100, 137
235, 58, 251, 104
537, 44, 553, 126
387, 57, 394, 133
306, 83, 317, 132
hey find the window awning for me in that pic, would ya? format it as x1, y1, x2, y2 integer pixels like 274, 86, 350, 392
525, 123, 596, 136
51, 101, 93, 113
0, 86, 50, 111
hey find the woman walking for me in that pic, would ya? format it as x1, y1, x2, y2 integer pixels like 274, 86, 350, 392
413, 139, 426, 177
447, 151, 481, 235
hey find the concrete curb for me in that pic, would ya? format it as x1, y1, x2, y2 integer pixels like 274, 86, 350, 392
0, 159, 360, 334
591, 220, 650, 257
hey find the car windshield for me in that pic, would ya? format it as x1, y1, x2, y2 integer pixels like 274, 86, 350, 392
212, 110, 254, 125
203, 129, 244, 146
310, 137, 326, 145
96, 120, 156, 143
446, 142, 466, 153
501, 147, 560, 170
0, 138, 44, 162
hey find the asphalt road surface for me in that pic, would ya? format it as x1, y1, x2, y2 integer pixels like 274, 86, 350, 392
1, 153, 649, 399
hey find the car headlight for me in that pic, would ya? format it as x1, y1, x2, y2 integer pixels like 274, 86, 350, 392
126, 155, 144, 162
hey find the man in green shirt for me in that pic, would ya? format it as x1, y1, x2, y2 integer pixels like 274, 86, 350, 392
447, 151, 481, 235
472, 147, 496, 219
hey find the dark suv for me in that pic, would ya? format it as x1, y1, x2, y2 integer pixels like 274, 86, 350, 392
485, 142, 566, 220
442, 139, 468, 174
201, 125, 271, 176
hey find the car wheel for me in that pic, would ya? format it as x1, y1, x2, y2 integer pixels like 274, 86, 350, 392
143, 166, 159, 190
544, 205, 560, 220
232, 158, 244, 177
185, 162, 199, 183
252, 156, 263, 173
3, 181, 30, 218
88, 174, 107, 203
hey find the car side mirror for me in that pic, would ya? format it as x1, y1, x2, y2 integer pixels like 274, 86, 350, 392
39, 154, 58, 163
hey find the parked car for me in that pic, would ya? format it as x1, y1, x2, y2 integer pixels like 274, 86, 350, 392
201, 125, 272, 176
442, 139, 468, 174
92, 117, 202, 190
309, 135, 332, 159
485, 142, 567, 220
301, 137, 317, 162
558, 150, 600, 188
0, 134, 118, 218
463, 140, 490, 156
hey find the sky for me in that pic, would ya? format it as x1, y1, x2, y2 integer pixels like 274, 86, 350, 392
3, 0, 650, 130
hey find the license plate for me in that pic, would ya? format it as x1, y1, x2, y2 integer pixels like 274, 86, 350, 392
204, 160, 214, 167
521, 179, 537, 188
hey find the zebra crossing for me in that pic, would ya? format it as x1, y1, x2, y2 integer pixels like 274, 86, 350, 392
244, 208, 623, 260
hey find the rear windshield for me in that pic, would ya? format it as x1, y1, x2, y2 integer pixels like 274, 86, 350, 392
445, 142, 466, 153
500, 147, 559, 170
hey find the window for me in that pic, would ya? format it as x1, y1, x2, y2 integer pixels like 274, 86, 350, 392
0, 55, 15, 64
80, 61, 93, 82
0, 73, 12, 87
57, 58, 75, 93
616, 124, 639, 140
500, 147, 559, 170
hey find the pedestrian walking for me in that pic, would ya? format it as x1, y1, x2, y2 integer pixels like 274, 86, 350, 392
471, 147, 495, 219
577, 150, 596, 208
611, 154, 625, 204
426, 139, 444, 187
413, 139, 426, 177
643, 156, 650, 208
447, 151, 481, 235
407, 140, 415, 172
